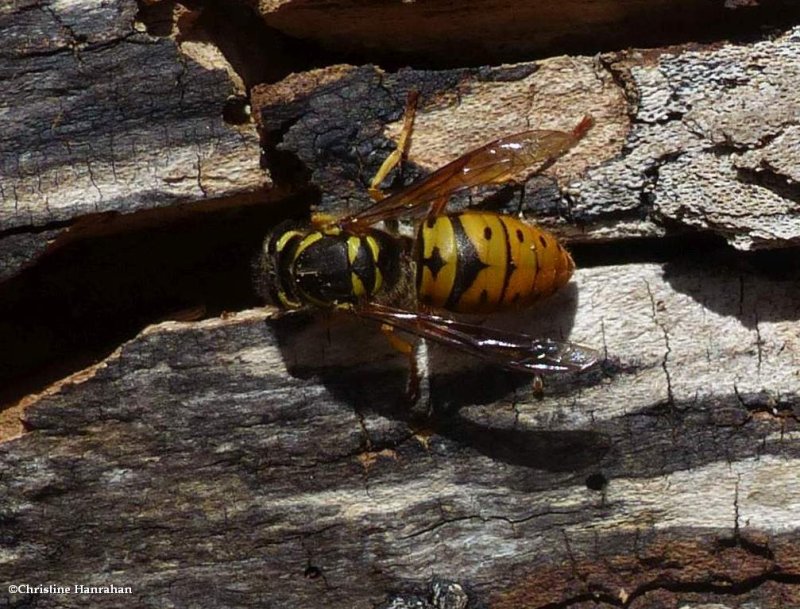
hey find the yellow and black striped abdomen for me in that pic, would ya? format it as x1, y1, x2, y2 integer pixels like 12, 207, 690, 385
415, 212, 574, 314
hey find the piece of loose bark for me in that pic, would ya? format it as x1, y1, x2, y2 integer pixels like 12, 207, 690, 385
2, 256, 799, 608
0, 0, 268, 280
251, 0, 799, 66
253, 26, 800, 250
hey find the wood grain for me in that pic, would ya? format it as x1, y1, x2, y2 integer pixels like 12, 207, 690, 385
0, 0, 268, 279
2, 1, 799, 607
253, 27, 800, 250
3, 255, 799, 607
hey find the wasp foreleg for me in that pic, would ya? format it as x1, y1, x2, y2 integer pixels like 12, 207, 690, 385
368, 90, 419, 202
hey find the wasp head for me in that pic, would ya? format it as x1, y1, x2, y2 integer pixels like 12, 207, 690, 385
253, 220, 307, 309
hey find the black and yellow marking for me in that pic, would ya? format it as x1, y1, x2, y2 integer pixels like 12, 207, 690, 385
265, 225, 306, 308
417, 214, 457, 307
416, 211, 574, 314
266, 209, 572, 314
266, 225, 401, 309
346, 234, 384, 299
445, 213, 499, 311
504, 215, 539, 307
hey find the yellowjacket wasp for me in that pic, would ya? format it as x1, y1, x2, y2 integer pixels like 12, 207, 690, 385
257, 93, 599, 375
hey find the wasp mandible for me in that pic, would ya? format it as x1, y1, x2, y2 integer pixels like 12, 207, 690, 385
257, 92, 598, 375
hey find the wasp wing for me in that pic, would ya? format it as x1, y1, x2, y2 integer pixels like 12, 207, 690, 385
356, 303, 599, 374
340, 116, 594, 230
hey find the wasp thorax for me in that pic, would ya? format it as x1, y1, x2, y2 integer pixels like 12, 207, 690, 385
260, 223, 402, 309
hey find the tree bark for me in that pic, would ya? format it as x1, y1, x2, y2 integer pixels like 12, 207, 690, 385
252, 27, 800, 250
3, 256, 800, 607
1, 1, 800, 608
0, 0, 268, 281
251, 0, 800, 67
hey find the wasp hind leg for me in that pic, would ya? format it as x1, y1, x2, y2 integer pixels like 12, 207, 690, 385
532, 374, 545, 400
368, 90, 420, 202
380, 322, 422, 404
426, 195, 453, 221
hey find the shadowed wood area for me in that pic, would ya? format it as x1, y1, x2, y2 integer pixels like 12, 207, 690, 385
251, 0, 800, 67
1, 0, 800, 607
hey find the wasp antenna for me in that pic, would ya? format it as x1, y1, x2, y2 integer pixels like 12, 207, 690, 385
572, 115, 595, 140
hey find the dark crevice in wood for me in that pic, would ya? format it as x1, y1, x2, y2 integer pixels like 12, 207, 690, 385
260, 122, 317, 203
2, 212, 797, 413
569, 232, 730, 268
0, 219, 74, 240
139, 0, 800, 84
584, 472, 608, 492
135, 0, 354, 88
221, 94, 251, 125
717, 533, 776, 561
628, 571, 800, 607
597, 53, 641, 119
134, 0, 182, 37
259, 3, 800, 72
577, 232, 800, 284
0, 200, 292, 409
736, 166, 800, 205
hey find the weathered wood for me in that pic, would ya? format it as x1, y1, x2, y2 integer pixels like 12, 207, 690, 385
253, 26, 800, 250
2, 257, 799, 607
2, 1, 800, 607
251, 0, 800, 66
0, 229, 60, 283
0, 0, 268, 279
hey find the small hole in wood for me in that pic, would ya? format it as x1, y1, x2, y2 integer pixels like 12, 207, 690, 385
223, 96, 250, 125
585, 472, 607, 491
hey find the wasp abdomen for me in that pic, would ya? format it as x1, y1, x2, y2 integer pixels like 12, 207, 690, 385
416, 212, 574, 314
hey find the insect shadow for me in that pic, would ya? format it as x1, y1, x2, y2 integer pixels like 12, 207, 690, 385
266, 283, 610, 471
